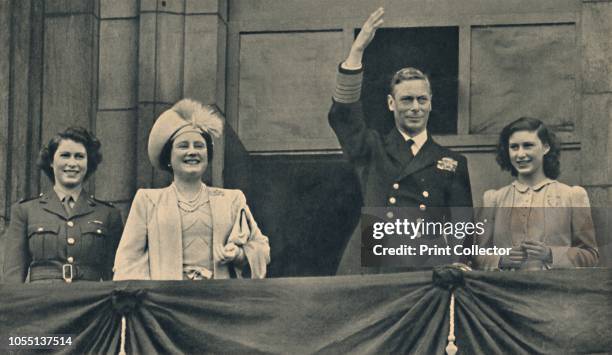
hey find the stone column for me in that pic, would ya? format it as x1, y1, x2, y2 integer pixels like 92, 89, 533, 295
580, 0, 612, 266
0, 0, 43, 231
94, 0, 139, 217
137, 0, 228, 189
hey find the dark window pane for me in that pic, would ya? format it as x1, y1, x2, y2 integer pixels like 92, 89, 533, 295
360, 27, 459, 135
236, 155, 362, 277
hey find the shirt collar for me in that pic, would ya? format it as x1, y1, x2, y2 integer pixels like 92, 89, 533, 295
398, 129, 428, 152
53, 185, 82, 203
512, 178, 556, 193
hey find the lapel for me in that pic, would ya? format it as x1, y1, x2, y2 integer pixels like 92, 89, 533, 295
208, 188, 228, 247
69, 190, 96, 219
208, 188, 234, 279
398, 134, 443, 181
384, 128, 409, 166
155, 187, 183, 279
40, 190, 69, 220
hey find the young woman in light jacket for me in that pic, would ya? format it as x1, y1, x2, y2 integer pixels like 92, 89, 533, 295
474, 117, 598, 270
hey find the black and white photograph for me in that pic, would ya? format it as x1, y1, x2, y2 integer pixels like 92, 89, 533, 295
0, 0, 611, 353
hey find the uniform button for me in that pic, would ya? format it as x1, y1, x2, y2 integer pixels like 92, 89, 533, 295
422, 191, 429, 198
419, 204, 427, 211
392, 183, 399, 190
386, 211, 394, 219
389, 197, 396, 204
37, 227, 44, 232
67, 256, 74, 263
67, 237, 75, 245
96, 229, 102, 234
67, 221, 74, 227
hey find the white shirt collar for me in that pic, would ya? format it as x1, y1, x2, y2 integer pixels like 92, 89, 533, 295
398, 129, 428, 155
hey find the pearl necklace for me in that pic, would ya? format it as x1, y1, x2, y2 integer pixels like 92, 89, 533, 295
175, 184, 205, 213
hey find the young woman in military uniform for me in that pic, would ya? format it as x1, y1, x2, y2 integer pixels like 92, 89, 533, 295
2, 127, 123, 283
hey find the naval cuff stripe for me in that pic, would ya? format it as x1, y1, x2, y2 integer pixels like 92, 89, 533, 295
333, 68, 363, 104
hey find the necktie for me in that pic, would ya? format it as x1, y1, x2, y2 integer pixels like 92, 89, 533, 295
406, 139, 415, 158
402, 139, 415, 166
62, 196, 74, 214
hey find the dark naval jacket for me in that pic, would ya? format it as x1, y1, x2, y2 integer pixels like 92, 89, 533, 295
329, 66, 473, 274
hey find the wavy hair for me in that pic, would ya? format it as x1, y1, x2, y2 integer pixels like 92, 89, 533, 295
38, 126, 103, 182
495, 117, 561, 179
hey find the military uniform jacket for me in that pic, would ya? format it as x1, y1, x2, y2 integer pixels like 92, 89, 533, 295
328, 67, 473, 274
329, 101, 472, 210
2, 190, 123, 282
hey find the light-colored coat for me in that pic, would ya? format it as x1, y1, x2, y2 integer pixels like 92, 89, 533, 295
113, 186, 270, 280
474, 180, 598, 270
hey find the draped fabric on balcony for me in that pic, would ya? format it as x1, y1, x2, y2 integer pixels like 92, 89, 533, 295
1, 268, 611, 354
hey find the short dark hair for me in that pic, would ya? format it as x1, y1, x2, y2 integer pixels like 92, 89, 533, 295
38, 126, 103, 182
389, 67, 432, 96
496, 117, 561, 179
158, 130, 214, 173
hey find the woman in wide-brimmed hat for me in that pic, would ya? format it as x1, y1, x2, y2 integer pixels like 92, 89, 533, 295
113, 99, 270, 280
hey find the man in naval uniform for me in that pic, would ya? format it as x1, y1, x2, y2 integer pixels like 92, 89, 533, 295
328, 8, 473, 274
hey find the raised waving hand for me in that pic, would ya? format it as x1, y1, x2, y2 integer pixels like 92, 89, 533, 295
343, 7, 385, 69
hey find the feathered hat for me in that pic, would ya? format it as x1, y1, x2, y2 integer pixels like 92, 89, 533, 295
147, 98, 223, 171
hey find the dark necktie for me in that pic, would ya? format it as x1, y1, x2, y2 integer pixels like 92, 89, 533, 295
403, 139, 415, 166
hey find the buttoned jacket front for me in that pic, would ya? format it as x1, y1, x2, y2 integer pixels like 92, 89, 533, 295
330, 103, 472, 209
474, 180, 599, 269
2, 190, 123, 282
329, 100, 473, 274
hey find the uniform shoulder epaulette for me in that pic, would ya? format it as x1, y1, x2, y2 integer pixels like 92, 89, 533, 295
89, 195, 115, 207
18, 193, 43, 204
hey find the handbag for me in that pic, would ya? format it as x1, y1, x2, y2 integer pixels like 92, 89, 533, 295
228, 209, 250, 246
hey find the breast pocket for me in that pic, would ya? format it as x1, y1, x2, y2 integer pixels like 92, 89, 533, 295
27, 223, 61, 260
81, 223, 108, 265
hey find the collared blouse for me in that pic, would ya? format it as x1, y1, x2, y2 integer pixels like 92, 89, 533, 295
474, 179, 599, 270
